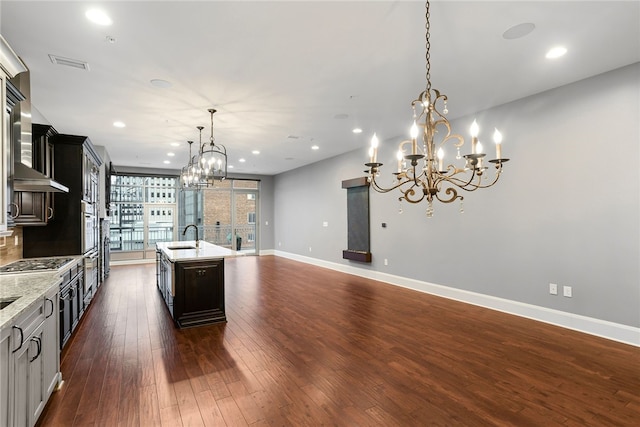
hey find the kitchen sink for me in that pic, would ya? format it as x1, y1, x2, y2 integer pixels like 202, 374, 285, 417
0, 297, 19, 310
167, 245, 196, 250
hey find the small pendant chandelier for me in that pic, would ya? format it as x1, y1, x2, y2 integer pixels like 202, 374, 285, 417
365, 0, 509, 218
180, 108, 228, 189
180, 140, 199, 189
196, 108, 227, 186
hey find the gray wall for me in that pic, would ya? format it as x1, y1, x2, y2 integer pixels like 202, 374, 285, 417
273, 63, 640, 328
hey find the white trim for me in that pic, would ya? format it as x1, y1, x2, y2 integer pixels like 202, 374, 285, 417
272, 250, 640, 347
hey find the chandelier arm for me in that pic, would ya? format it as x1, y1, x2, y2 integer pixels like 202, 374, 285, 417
369, 173, 409, 194
434, 187, 460, 204
401, 187, 427, 204
440, 168, 504, 192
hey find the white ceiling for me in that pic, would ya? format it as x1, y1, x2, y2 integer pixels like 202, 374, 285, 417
1, 1, 638, 176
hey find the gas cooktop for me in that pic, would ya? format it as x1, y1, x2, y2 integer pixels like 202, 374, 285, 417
0, 257, 75, 274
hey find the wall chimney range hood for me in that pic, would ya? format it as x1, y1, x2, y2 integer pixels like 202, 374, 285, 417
13, 162, 69, 192
10, 70, 69, 193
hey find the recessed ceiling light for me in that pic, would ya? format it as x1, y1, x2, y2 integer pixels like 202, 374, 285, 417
170, 142, 180, 147
85, 9, 112, 26
113, 121, 125, 128
252, 150, 260, 155
311, 145, 319, 150
150, 79, 172, 88
228, 165, 234, 169
167, 152, 175, 157
502, 23, 535, 40
352, 128, 363, 134
163, 160, 170, 164
546, 46, 567, 59
239, 158, 246, 163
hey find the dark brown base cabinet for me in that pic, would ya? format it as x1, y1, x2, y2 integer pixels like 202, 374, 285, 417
156, 252, 226, 328
174, 260, 226, 328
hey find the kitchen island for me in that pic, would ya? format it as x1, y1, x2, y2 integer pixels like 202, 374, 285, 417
155, 240, 241, 328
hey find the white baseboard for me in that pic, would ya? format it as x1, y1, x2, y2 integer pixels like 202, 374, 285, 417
272, 250, 640, 347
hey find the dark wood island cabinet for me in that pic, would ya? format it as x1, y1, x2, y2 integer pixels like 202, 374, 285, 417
156, 241, 240, 328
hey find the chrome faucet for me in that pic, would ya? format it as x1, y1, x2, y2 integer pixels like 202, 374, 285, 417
183, 224, 200, 248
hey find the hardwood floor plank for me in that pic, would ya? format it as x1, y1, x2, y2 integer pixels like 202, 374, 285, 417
36, 257, 640, 426
159, 404, 183, 427
192, 390, 225, 427
173, 379, 205, 427
138, 384, 162, 427
215, 395, 249, 426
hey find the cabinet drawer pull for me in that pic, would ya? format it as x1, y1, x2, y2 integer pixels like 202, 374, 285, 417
45, 298, 55, 318
12, 326, 24, 353
9, 203, 19, 219
29, 337, 42, 362
47, 206, 54, 219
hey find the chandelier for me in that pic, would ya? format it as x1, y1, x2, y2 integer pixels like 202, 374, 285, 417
180, 139, 199, 188
365, 0, 509, 217
180, 108, 228, 189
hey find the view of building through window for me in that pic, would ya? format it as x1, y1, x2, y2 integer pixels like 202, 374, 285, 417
189, 179, 259, 253
109, 175, 178, 254
109, 174, 259, 258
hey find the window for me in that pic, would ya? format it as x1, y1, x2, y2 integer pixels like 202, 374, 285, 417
248, 212, 256, 224
110, 174, 178, 252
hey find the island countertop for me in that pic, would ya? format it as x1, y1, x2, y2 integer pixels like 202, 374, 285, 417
156, 240, 243, 262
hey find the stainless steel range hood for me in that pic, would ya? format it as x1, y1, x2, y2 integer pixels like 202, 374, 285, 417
13, 162, 69, 192
10, 70, 69, 193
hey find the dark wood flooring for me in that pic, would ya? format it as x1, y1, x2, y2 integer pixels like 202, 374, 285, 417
36, 256, 640, 426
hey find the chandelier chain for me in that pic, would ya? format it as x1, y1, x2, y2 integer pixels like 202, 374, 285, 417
425, 1, 431, 94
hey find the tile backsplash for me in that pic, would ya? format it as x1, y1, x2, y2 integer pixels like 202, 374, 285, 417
0, 227, 23, 266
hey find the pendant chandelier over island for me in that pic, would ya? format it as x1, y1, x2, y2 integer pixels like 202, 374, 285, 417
365, 0, 509, 217
181, 108, 228, 189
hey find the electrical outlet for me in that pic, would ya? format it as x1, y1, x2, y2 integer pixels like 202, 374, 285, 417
309, 246, 312, 252
563, 286, 572, 298
384, 258, 388, 266
14, 235, 19, 246
549, 283, 558, 295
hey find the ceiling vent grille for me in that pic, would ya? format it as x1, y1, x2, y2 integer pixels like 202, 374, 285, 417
48, 54, 90, 71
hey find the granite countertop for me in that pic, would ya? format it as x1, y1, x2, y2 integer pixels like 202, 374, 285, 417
0, 272, 61, 330
0, 257, 81, 331
156, 240, 243, 262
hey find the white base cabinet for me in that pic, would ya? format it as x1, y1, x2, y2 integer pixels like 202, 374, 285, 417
1, 286, 60, 427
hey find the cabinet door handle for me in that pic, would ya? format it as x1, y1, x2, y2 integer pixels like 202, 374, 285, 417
45, 298, 55, 318
9, 203, 19, 219
12, 326, 24, 353
47, 206, 54, 219
29, 337, 42, 362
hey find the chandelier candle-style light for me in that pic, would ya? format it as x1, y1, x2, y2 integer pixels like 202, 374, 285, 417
365, 0, 509, 217
180, 108, 228, 189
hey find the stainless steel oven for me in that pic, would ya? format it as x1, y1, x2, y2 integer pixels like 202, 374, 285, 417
82, 201, 97, 254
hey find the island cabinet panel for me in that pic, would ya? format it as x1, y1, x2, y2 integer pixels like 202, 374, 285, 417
173, 260, 226, 328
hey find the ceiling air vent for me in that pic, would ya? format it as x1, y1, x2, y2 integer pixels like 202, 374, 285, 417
48, 54, 90, 71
